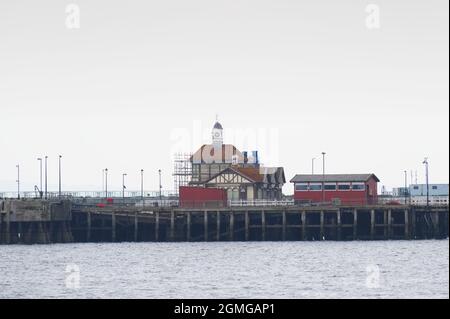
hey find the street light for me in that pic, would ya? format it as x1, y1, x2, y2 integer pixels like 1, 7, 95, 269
140, 169, 144, 204
404, 170, 408, 205
37, 158, 43, 198
44, 156, 48, 199
122, 173, 127, 205
105, 168, 108, 199
158, 169, 162, 201
423, 158, 429, 208
16, 164, 20, 199
58, 155, 62, 198
321, 152, 326, 204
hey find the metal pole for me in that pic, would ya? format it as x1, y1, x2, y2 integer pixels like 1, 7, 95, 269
322, 152, 326, 203
159, 169, 162, 201
122, 173, 127, 205
141, 169, 144, 204
44, 156, 48, 199
105, 168, 108, 199
37, 158, 43, 198
423, 158, 429, 208
58, 155, 62, 198
404, 170, 408, 205
16, 164, 20, 199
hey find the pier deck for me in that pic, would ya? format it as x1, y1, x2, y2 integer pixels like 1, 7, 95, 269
1, 199, 448, 244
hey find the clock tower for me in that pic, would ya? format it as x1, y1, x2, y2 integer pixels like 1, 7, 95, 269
212, 120, 223, 149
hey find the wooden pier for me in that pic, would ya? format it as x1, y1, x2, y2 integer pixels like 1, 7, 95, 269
70, 205, 449, 243
1, 199, 448, 244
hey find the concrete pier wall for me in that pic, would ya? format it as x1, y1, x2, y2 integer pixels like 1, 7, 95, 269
0, 200, 73, 244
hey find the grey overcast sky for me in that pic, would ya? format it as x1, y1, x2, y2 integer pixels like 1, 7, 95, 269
0, 0, 448, 194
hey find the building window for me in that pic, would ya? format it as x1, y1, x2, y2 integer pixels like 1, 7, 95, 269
338, 183, 351, 191
309, 183, 322, 191
295, 183, 308, 191
432, 186, 438, 190
352, 183, 365, 191
413, 186, 419, 190
324, 183, 336, 191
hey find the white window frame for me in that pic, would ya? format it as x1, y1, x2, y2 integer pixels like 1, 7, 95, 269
309, 183, 322, 191
324, 183, 337, 191
351, 182, 366, 191
295, 183, 309, 192
337, 183, 351, 191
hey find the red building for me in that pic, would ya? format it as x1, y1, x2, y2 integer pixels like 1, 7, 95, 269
290, 174, 380, 205
179, 186, 227, 208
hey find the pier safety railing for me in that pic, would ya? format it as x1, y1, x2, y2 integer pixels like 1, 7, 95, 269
229, 199, 295, 207
0, 190, 178, 200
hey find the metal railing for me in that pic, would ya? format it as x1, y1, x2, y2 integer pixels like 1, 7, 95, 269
0, 190, 177, 199
229, 199, 295, 207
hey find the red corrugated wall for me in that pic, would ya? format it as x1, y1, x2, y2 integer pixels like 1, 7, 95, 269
293, 177, 378, 205
179, 186, 228, 208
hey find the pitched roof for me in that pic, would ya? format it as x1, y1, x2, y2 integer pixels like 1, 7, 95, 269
191, 144, 244, 164
234, 167, 265, 182
200, 166, 286, 185
213, 121, 223, 130
290, 174, 380, 183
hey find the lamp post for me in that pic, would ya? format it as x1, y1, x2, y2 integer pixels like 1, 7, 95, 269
423, 158, 429, 208
321, 152, 326, 204
122, 173, 127, 205
44, 156, 48, 199
404, 170, 408, 205
58, 155, 62, 198
16, 164, 20, 199
105, 168, 108, 199
37, 158, 43, 198
158, 169, 162, 201
140, 169, 144, 205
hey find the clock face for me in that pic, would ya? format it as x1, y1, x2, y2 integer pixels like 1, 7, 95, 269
214, 132, 221, 138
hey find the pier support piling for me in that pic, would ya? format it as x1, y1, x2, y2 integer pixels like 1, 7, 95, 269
186, 212, 191, 241
204, 211, 208, 242
370, 209, 375, 240
301, 211, 306, 241
404, 209, 410, 240
261, 210, 266, 241
111, 212, 116, 242
229, 211, 234, 241
245, 211, 249, 241
434, 212, 440, 238
134, 213, 139, 242
337, 209, 342, 241
320, 211, 325, 240
216, 211, 220, 241
155, 212, 160, 242
353, 208, 358, 240
388, 209, 392, 239
86, 212, 91, 242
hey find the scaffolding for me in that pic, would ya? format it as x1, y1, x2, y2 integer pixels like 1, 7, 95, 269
173, 152, 193, 196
